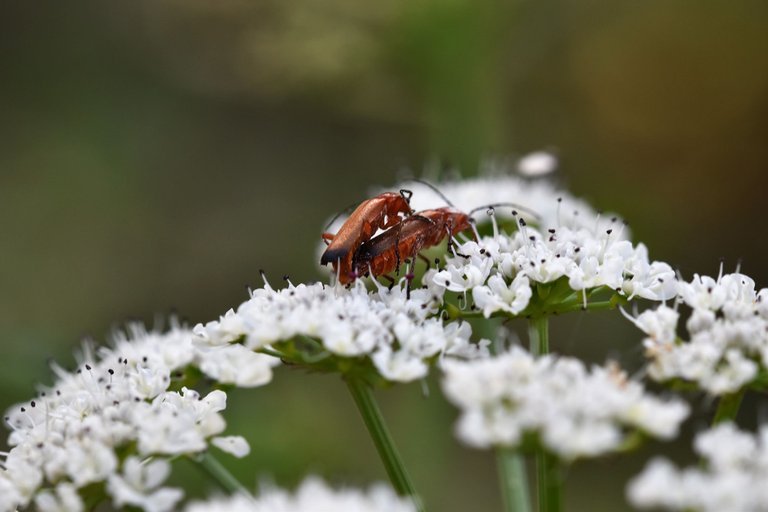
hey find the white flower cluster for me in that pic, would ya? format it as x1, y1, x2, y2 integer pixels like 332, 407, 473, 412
185, 477, 416, 512
0, 324, 259, 512
321, 172, 677, 315
194, 279, 487, 382
630, 272, 768, 395
441, 347, 689, 460
629, 422, 768, 511
433, 222, 675, 318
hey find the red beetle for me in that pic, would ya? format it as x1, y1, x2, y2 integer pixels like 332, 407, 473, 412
320, 190, 413, 284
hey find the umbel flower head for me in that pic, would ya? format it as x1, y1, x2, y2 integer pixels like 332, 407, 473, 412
441, 347, 689, 460
0, 324, 259, 512
394, 168, 673, 319
628, 422, 768, 511
194, 277, 487, 383
321, 171, 675, 322
431, 215, 675, 319
184, 477, 417, 512
628, 271, 768, 395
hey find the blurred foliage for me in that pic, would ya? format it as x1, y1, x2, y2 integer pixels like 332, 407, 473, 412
1, 1, 767, 510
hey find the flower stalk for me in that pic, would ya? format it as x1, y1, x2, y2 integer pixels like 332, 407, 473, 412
345, 376, 425, 512
194, 451, 250, 496
528, 315, 549, 356
492, 326, 532, 512
497, 447, 532, 512
712, 389, 745, 425
537, 450, 563, 512
528, 315, 563, 512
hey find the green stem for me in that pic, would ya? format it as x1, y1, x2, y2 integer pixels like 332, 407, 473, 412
492, 319, 532, 512
258, 347, 285, 359
549, 300, 615, 315
528, 316, 549, 356
446, 299, 615, 321
194, 451, 250, 495
536, 451, 563, 512
345, 377, 424, 512
497, 447, 532, 512
712, 390, 745, 425
528, 316, 562, 512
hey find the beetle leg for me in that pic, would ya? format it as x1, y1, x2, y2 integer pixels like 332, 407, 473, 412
405, 259, 415, 300
454, 247, 470, 259
453, 247, 470, 259
442, 222, 459, 257
444, 220, 470, 258
449, 236, 470, 259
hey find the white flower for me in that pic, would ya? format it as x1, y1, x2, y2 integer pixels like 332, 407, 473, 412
0, 473, 23, 511
1, 325, 248, 511
107, 457, 183, 512
624, 305, 680, 347
517, 151, 558, 177
193, 280, 483, 383
678, 274, 728, 311
211, 436, 251, 458
433, 220, 672, 318
193, 309, 248, 346
442, 321, 490, 359
371, 345, 429, 382
627, 459, 689, 510
33, 482, 83, 512
133, 388, 227, 456
687, 308, 716, 334
694, 423, 757, 471
64, 440, 118, 487
628, 423, 768, 512
629, 271, 768, 395
432, 244, 494, 292
720, 273, 759, 319
622, 244, 677, 301
472, 274, 532, 317
566, 237, 632, 291
197, 344, 279, 387
677, 273, 759, 320
1, 451, 43, 506
184, 477, 417, 512
441, 348, 688, 460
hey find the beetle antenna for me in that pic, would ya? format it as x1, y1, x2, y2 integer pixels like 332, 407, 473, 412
402, 178, 456, 207
468, 202, 540, 220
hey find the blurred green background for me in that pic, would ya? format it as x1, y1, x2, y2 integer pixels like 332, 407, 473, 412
1, 1, 767, 510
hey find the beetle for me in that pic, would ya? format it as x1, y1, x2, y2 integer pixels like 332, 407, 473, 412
320, 190, 413, 283
352, 207, 472, 286
351, 202, 538, 293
